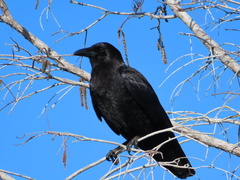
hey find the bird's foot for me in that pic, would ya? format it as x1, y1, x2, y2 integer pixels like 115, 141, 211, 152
125, 136, 139, 155
106, 137, 139, 165
106, 144, 126, 165
106, 149, 120, 165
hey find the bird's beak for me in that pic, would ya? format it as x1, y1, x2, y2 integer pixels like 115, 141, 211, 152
73, 47, 97, 58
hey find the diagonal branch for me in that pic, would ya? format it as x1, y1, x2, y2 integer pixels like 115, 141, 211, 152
172, 122, 240, 157
0, 169, 33, 180
165, 0, 240, 77
0, 172, 15, 180
0, 0, 90, 81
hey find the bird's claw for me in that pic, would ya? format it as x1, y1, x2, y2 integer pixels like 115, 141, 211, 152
126, 136, 139, 155
106, 137, 139, 165
106, 150, 119, 165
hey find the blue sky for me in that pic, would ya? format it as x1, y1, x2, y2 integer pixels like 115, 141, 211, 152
1, 0, 240, 180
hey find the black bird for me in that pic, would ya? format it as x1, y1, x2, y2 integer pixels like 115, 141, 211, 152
74, 42, 195, 179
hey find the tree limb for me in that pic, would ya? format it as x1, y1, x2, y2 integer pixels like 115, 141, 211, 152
0, 172, 15, 180
165, 0, 240, 77
0, 0, 90, 81
0, 169, 33, 180
172, 122, 240, 157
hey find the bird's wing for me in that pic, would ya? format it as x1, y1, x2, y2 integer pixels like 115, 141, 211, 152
90, 88, 121, 135
120, 67, 173, 129
90, 92, 103, 122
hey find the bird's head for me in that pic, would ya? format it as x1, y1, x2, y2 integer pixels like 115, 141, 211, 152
73, 42, 124, 68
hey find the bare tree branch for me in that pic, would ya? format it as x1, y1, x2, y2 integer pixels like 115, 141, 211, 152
165, 0, 240, 77
65, 157, 106, 180
172, 122, 240, 157
54, 0, 177, 43
0, 169, 33, 180
0, 0, 90, 81
0, 172, 15, 180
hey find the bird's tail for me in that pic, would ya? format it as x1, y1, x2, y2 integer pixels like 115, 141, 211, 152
138, 133, 195, 179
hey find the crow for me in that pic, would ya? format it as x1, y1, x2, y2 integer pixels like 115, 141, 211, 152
73, 42, 195, 179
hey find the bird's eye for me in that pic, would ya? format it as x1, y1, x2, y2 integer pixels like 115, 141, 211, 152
99, 47, 104, 52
